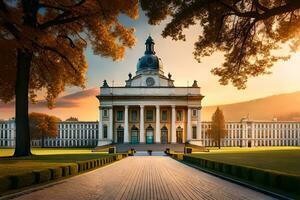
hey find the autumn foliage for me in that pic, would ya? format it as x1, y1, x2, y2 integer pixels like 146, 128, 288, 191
0, 0, 138, 106
29, 112, 60, 141
141, 0, 300, 89
0, 0, 138, 156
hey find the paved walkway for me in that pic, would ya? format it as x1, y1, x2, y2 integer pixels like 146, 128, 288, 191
11, 156, 273, 200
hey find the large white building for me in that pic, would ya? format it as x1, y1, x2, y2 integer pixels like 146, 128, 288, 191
1, 119, 300, 148
97, 36, 203, 146
0, 37, 299, 148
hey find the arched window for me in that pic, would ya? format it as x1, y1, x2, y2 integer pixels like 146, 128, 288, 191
161, 126, 168, 144
131, 125, 139, 144
103, 125, 108, 139
176, 126, 183, 144
192, 126, 197, 139
117, 125, 124, 144
146, 125, 154, 144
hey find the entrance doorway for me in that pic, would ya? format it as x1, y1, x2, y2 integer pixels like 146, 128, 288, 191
117, 126, 124, 143
176, 126, 183, 144
146, 125, 154, 144
161, 126, 168, 144
131, 126, 139, 144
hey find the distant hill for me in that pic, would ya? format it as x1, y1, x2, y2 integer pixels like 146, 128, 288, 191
202, 91, 300, 121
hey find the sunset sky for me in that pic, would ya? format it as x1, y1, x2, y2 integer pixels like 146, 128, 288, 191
1, 9, 300, 121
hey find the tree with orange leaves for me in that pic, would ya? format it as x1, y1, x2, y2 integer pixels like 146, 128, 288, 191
29, 112, 60, 148
0, 0, 138, 156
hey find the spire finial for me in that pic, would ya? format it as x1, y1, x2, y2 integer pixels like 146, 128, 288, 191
145, 35, 155, 55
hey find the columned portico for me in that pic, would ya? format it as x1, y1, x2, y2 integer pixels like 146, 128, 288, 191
124, 105, 129, 143
140, 105, 145, 143
187, 107, 192, 141
98, 108, 103, 144
197, 107, 202, 141
109, 107, 113, 141
155, 105, 160, 143
171, 105, 176, 143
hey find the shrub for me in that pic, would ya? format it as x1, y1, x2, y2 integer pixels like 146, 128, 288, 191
77, 161, 86, 172
89, 160, 94, 169
252, 169, 268, 185
206, 160, 215, 169
279, 174, 300, 194
222, 164, 231, 174
69, 164, 78, 175
231, 165, 242, 178
0, 176, 12, 193
33, 169, 51, 183
214, 162, 223, 172
49, 167, 62, 180
11, 172, 36, 189
241, 167, 252, 180
115, 154, 123, 161
61, 166, 70, 177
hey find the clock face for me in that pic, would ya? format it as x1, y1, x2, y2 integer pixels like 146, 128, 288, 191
146, 77, 155, 86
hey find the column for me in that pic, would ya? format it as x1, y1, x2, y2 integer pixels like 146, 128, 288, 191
140, 105, 145, 143
97, 108, 103, 146
187, 107, 192, 141
109, 107, 113, 141
197, 107, 202, 143
124, 105, 129, 143
155, 105, 161, 143
171, 105, 176, 143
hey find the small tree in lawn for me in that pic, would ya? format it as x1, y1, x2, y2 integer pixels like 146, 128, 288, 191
206, 107, 227, 149
29, 113, 60, 148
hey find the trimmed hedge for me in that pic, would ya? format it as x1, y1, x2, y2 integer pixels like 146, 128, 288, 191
0, 176, 12, 193
61, 166, 70, 177
0, 154, 128, 196
183, 155, 300, 196
11, 172, 36, 189
33, 169, 51, 183
69, 164, 78, 175
49, 167, 62, 180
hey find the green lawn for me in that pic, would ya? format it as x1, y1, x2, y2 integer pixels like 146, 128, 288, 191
0, 148, 107, 177
191, 147, 300, 176
0, 148, 96, 157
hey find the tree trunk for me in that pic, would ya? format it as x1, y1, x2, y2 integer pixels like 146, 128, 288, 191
13, 49, 32, 157
42, 135, 44, 148
218, 136, 220, 149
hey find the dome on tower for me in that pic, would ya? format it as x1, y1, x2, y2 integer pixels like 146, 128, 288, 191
136, 36, 164, 74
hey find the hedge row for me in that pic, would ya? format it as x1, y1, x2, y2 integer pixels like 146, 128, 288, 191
0, 154, 128, 195
183, 155, 300, 195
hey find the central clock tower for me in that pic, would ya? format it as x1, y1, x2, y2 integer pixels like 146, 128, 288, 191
125, 36, 174, 87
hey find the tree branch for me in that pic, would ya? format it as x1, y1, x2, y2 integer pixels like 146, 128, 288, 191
42, 45, 79, 74
57, 35, 75, 48
38, 15, 83, 30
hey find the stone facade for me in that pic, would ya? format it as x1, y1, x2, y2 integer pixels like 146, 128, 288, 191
97, 36, 203, 146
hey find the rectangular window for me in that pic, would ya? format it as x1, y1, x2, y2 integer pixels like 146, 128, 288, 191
192, 126, 197, 139
146, 110, 153, 121
176, 110, 183, 121
103, 125, 108, 139
117, 111, 123, 121
192, 109, 197, 117
131, 110, 138, 122
103, 109, 108, 117
162, 110, 167, 121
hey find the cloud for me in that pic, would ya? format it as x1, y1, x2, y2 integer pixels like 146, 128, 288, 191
0, 88, 99, 110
